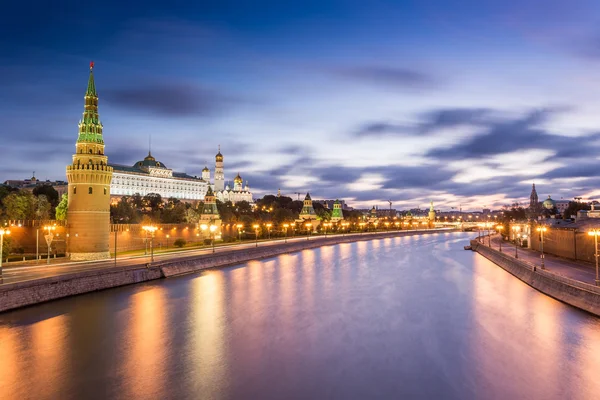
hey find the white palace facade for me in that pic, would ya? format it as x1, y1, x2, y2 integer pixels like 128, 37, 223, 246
109, 147, 253, 204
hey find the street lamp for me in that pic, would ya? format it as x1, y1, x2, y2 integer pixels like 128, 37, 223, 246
305, 222, 312, 240
43, 225, 56, 264
266, 223, 272, 240
496, 225, 503, 252
588, 229, 600, 286
512, 226, 520, 259
323, 222, 329, 236
236, 224, 243, 242
209, 224, 217, 253
359, 222, 366, 234
253, 224, 260, 247
536, 226, 548, 270
166, 234, 170, 249
283, 223, 289, 243
0, 228, 11, 280
142, 225, 157, 263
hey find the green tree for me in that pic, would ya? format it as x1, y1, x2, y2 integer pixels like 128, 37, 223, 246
184, 208, 199, 224
56, 194, 68, 221
35, 194, 52, 220
2, 190, 36, 220
563, 201, 590, 219
110, 196, 138, 223
33, 185, 59, 206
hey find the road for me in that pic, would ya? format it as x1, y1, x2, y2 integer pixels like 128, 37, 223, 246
1, 229, 446, 285
484, 234, 599, 285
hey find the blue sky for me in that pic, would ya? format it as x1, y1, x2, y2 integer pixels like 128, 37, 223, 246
3, 0, 600, 210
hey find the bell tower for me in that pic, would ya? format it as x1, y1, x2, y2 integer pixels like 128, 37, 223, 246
65, 62, 113, 260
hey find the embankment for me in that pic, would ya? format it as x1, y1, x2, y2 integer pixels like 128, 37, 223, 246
0, 229, 449, 313
471, 240, 600, 317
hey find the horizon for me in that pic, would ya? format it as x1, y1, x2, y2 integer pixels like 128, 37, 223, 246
3, 1, 600, 209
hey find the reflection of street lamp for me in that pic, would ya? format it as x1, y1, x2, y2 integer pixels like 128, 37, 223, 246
536, 226, 547, 270
588, 229, 600, 286
253, 224, 260, 247
496, 225, 503, 252
266, 223, 272, 240
283, 223, 289, 243
142, 225, 157, 262
43, 225, 56, 264
0, 228, 11, 280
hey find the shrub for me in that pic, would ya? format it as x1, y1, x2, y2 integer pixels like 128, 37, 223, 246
203, 238, 212, 245
173, 238, 186, 248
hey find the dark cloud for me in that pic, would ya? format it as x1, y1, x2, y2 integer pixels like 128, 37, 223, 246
334, 66, 438, 90
426, 108, 599, 160
355, 107, 490, 137
103, 84, 239, 117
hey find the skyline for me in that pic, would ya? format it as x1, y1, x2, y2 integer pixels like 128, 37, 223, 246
4, 1, 600, 209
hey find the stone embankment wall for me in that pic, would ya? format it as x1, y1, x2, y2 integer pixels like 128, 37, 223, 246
529, 228, 597, 263
1, 229, 449, 313
0, 266, 163, 313
471, 240, 600, 317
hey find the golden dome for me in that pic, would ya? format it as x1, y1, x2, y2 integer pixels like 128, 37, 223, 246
234, 173, 243, 183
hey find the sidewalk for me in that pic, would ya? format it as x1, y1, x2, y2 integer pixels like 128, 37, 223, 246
481, 234, 599, 286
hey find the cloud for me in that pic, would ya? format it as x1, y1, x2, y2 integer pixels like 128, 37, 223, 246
333, 65, 438, 90
103, 83, 239, 117
426, 107, 598, 160
355, 107, 490, 137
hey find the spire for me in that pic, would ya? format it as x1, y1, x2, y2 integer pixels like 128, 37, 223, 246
78, 62, 103, 144
86, 61, 97, 97
430, 200, 434, 212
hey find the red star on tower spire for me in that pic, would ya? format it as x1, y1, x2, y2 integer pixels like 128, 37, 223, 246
90, 61, 94, 70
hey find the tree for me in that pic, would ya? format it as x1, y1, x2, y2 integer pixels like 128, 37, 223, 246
184, 208, 199, 224
216, 200, 236, 223
235, 200, 253, 215
2, 190, 36, 220
56, 194, 68, 221
35, 194, 52, 220
33, 185, 59, 206
110, 196, 137, 223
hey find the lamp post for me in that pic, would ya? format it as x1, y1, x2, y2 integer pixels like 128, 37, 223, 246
43, 225, 56, 264
512, 226, 520, 259
536, 226, 547, 270
236, 224, 243, 242
36, 227, 39, 263
253, 224, 260, 247
323, 222, 329, 236
496, 225, 503, 252
210, 224, 217, 253
588, 229, 600, 286
0, 228, 11, 280
142, 225, 157, 263
114, 227, 118, 266
283, 223, 289, 243
305, 222, 312, 240
266, 223, 272, 240
166, 234, 170, 249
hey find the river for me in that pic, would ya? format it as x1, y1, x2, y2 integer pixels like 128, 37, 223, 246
1, 232, 599, 399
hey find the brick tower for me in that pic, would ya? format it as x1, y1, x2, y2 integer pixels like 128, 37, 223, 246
65, 62, 113, 260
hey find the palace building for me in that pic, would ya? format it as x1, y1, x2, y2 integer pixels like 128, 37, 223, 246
109, 147, 253, 204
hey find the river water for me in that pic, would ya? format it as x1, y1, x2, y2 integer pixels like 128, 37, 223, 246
1, 232, 599, 399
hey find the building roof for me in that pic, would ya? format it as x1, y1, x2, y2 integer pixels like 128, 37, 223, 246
305, 192, 312, 201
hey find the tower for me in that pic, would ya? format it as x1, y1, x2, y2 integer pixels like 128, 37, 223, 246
299, 193, 316, 220
202, 165, 210, 182
214, 145, 225, 192
66, 62, 113, 260
331, 199, 344, 222
428, 200, 436, 226
530, 183, 539, 211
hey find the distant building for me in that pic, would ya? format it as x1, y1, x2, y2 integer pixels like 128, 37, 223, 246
314, 199, 349, 210
530, 183, 539, 212
331, 199, 344, 222
3, 175, 68, 197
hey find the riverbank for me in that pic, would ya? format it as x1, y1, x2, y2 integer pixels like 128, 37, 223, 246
0, 229, 451, 313
471, 239, 600, 317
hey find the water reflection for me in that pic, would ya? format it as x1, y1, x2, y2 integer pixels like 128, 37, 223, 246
1, 232, 599, 399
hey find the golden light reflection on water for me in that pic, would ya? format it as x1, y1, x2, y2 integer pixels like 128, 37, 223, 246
122, 286, 168, 400
188, 271, 228, 396
470, 254, 600, 398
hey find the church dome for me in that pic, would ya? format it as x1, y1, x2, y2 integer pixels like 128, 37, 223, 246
202, 166, 210, 172
216, 147, 223, 162
234, 173, 243, 183
135, 152, 167, 169
543, 195, 556, 210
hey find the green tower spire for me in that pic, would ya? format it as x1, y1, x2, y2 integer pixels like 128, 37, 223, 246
331, 199, 344, 221
78, 61, 103, 144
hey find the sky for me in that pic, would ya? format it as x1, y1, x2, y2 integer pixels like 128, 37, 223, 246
3, 0, 600, 210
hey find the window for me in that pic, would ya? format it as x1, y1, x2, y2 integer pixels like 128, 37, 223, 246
89, 149, 93, 154
104, 188, 107, 195
73, 187, 77, 195
89, 187, 93, 194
